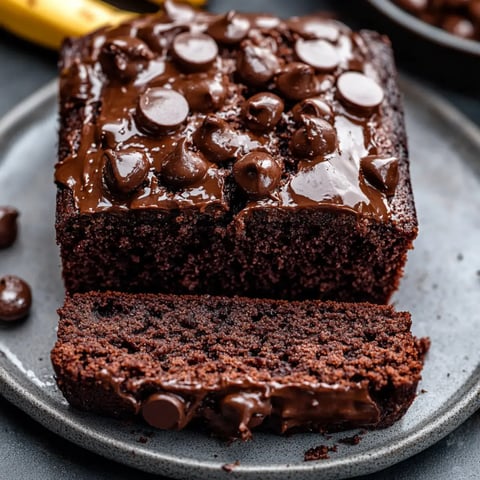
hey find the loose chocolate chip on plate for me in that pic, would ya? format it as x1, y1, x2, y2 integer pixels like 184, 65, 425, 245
0, 206, 18, 249
0, 275, 32, 323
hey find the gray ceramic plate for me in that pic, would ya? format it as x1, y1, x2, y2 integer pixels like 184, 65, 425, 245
0, 78, 479, 480
367, 0, 480, 56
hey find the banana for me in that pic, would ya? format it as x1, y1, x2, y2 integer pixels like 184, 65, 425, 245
146, 0, 206, 6
0, 0, 136, 50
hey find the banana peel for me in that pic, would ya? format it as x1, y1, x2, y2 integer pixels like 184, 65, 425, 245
0, 0, 207, 50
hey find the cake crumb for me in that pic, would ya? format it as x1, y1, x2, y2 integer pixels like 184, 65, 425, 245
457, 253, 464, 261
420, 389, 428, 394
222, 460, 240, 472
304, 444, 337, 461
137, 436, 148, 444
339, 434, 362, 445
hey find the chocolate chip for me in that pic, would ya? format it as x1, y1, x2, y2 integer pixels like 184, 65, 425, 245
163, 0, 195, 22
295, 39, 340, 72
172, 73, 227, 112
242, 92, 284, 132
161, 139, 208, 188
138, 23, 188, 54
292, 98, 333, 123
0, 276, 32, 323
207, 11, 251, 45
441, 15, 475, 39
0, 207, 19, 249
290, 116, 337, 159
172, 32, 218, 72
275, 63, 319, 100
237, 44, 280, 87
337, 72, 384, 114
287, 17, 341, 41
233, 152, 282, 198
142, 392, 186, 430
193, 115, 237, 163
361, 155, 399, 195
104, 149, 150, 194
136, 88, 189, 135
99, 37, 154, 81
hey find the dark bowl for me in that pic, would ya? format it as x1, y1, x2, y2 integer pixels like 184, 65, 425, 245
367, 0, 480, 57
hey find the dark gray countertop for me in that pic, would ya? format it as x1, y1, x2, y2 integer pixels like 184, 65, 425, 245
0, 1, 479, 478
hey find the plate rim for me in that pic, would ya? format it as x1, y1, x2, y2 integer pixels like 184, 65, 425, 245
367, 0, 480, 57
0, 77, 479, 480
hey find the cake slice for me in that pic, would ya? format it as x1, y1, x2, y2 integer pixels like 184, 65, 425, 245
55, 4, 417, 303
51, 293, 428, 439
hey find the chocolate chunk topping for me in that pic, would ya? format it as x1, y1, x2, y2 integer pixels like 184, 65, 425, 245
290, 117, 337, 159
292, 98, 333, 122
99, 37, 154, 81
337, 72, 384, 114
295, 39, 340, 72
142, 392, 186, 429
233, 152, 281, 198
361, 155, 399, 196
276, 63, 319, 100
237, 43, 280, 86
207, 11, 250, 45
0, 207, 18, 249
287, 16, 341, 41
104, 149, 150, 194
0, 275, 32, 322
136, 88, 189, 134
172, 73, 227, 112
172, 32, 218, 72
242, 92, 284, 132
163, 0, 195, 22
194, 115, 237, 163
161, 138, 209, 188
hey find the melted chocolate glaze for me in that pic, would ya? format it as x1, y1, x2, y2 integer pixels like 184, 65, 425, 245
56, 3, 400, 221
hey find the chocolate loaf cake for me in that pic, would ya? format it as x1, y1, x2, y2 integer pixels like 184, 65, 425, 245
55, 2, 417, 303
51, 292, 427, 439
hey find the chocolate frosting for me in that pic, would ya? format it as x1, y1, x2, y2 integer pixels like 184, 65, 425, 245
56, 3, 399, 221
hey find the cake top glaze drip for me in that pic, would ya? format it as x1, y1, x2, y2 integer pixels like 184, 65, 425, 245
56, 1, 399, 219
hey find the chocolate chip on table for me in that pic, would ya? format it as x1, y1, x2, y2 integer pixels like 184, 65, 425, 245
136, 88, 189, 135
0, 206, 18, 249
0, 275, 32, 323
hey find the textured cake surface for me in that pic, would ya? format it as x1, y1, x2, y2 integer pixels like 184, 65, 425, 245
55, 2, 417, 301
51, 292, 427, 439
